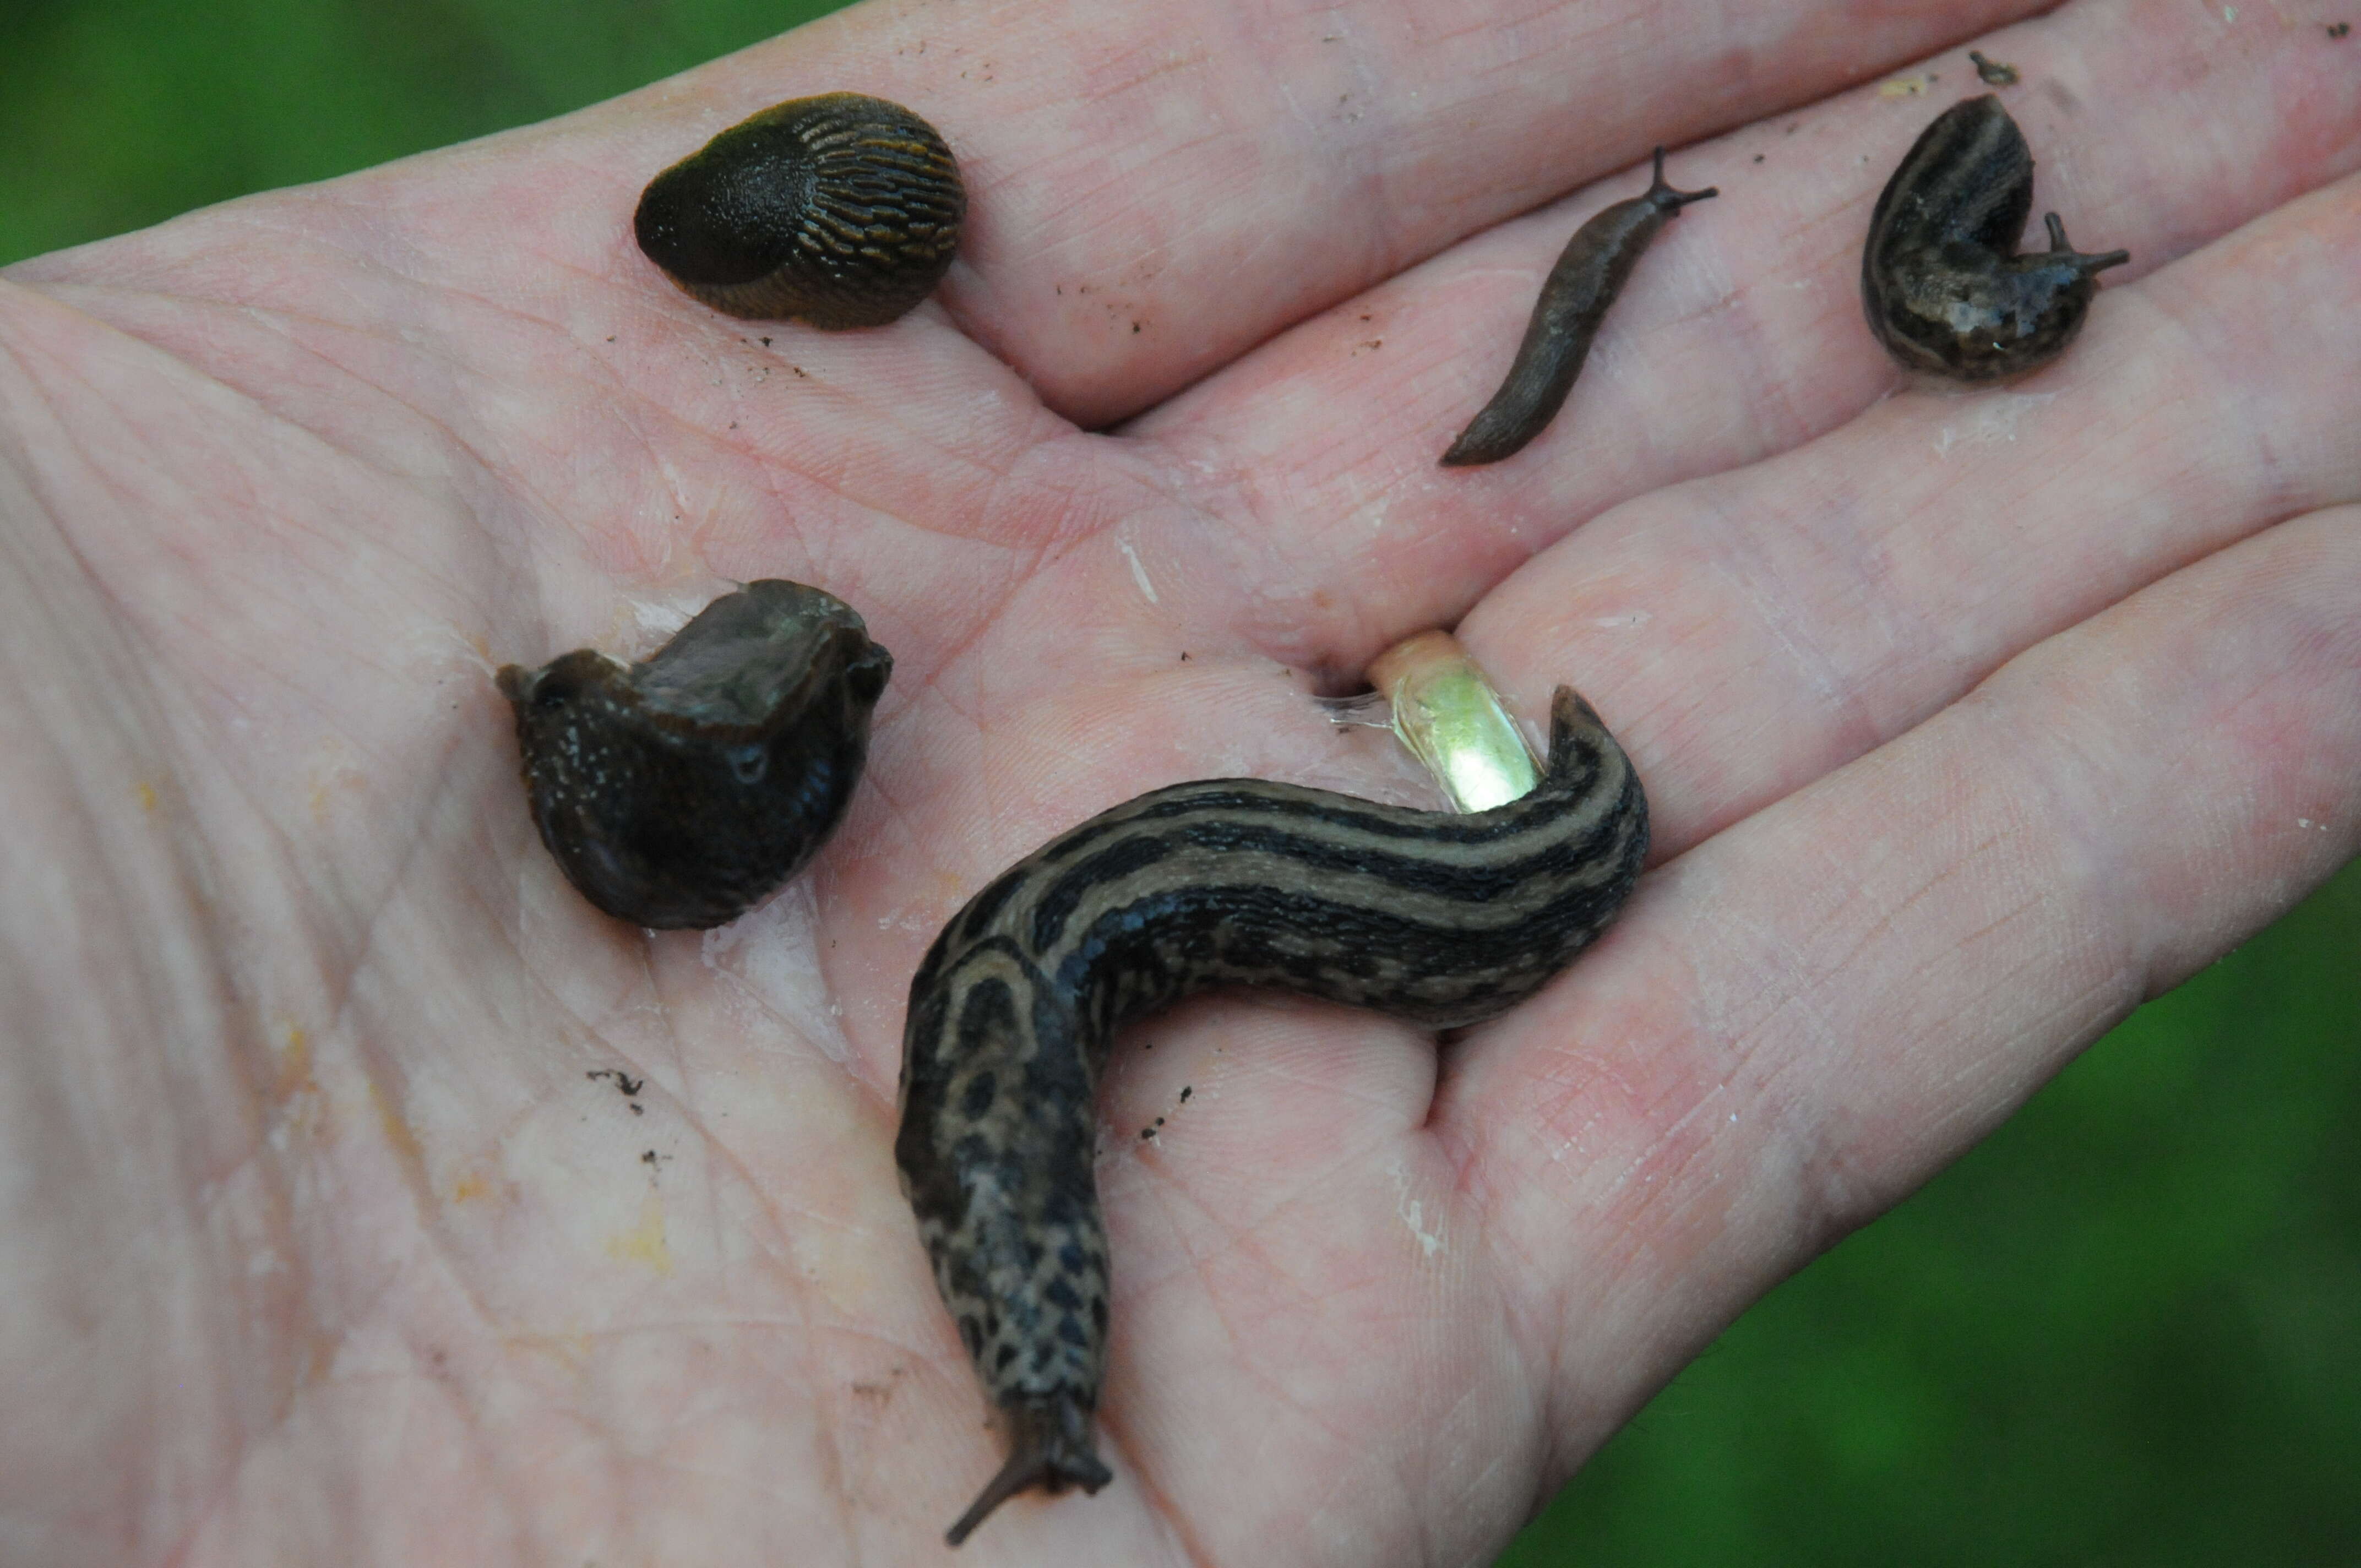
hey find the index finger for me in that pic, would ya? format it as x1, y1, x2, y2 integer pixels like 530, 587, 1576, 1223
596, 0, 2051, 423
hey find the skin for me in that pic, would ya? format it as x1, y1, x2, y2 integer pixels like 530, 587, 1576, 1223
0, 4, 2357, 1566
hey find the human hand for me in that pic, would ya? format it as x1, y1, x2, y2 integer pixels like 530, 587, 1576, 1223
2, 1, 2354, 1562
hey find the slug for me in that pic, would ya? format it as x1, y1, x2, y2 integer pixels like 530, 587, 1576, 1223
895, 686, 1649, 1544
1441, 147, 1716, 467
1967, 50, 2020, 87
1861, 94, 2129, 380
633, 92, 965, 327
496, 580, 891, 929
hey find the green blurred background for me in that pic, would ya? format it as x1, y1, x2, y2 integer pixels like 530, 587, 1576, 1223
5, 1, 2353, 1560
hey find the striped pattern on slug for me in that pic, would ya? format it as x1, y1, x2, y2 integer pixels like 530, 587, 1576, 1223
1860, 94, 2129, 380
894, 686, 1649, 1545
1440, 147, 1715, 467
633, 92, 965, 328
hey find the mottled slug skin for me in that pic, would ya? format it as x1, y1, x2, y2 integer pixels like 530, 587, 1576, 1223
1441, 148, 1716, 467
497, 581, 891, 929
634, 92, 964, 327
1862, 95, 2129, 379
896, 687, 1649, 1543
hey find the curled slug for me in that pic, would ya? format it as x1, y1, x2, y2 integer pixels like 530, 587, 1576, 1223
497, 580, 891, 929
895, 687, 1648, 1544
1441, 147, 1716, 467
1862, 94, 2129, 380
634, 92, 965, 327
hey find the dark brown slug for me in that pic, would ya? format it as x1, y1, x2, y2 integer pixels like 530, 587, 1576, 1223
497, 581, 891, 929
896, 687, 1648, 1544
1862, 94, 2128, 380
1967, 50, 2020, 87
634, 92, 964, 327
1441, 147, 1716, 467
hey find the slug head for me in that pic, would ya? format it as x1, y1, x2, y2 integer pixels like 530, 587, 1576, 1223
498, 580, 892, 929
634, 92, 965, 328
1873, 213, 2129, 380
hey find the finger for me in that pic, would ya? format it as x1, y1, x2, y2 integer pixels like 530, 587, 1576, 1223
935, 0, 2067, 424
18, 0, 2053, 428
1447, 502, 2361, 1460
0, 2, 2188, 702
819, 0, 2050, 425
1457, 163, 2361, 857
1130, 0, 2361, 648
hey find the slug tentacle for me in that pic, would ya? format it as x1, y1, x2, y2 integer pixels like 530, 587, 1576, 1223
496, 580, 890, 929
2037, 211, 2132, 279
1441, 147, 1716, 467
896, 686, 1648, 1543
634, 92, 965, 327
1861, 94, 2129, 380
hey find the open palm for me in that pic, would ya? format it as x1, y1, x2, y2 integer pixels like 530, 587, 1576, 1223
4, 1, 2356, 1562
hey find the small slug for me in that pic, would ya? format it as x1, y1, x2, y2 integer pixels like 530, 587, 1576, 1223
1861, 94, 2129, 380
1441, 148, 1716, 467
633, 92, 965, 327
496, 580, 891, 929
1967, 50, 2020, 87
895, 687, 1648, 1544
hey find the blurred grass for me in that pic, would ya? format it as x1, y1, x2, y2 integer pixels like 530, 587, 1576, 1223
0, 0, 847, 268
3, 3, 2354, 1562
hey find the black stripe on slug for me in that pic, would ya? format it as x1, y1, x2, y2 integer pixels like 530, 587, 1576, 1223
1033, 750, 1608, 864
1026, 830, 1180, 952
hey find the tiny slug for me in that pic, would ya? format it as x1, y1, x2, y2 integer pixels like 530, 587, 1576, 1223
1441, 147, 1716, 467
1861, 94, 2129, 380
895, 687, 1648, 1543
634, 92, 965, 327
1968, 50, 2020, 87
497, 581, 891, 929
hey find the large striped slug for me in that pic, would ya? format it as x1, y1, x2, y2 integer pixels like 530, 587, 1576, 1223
634, 92, 965, 327
894, 686, 1649, 1543
1862, 94, 2128, 379
1441, 147, 1716, 467
497, 580, 890, 929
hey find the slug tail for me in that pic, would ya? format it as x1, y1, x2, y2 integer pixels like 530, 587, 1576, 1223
1440, 402, 1535, 467
944, 1396, 1112, 1547
1544, 685, 1607, 773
